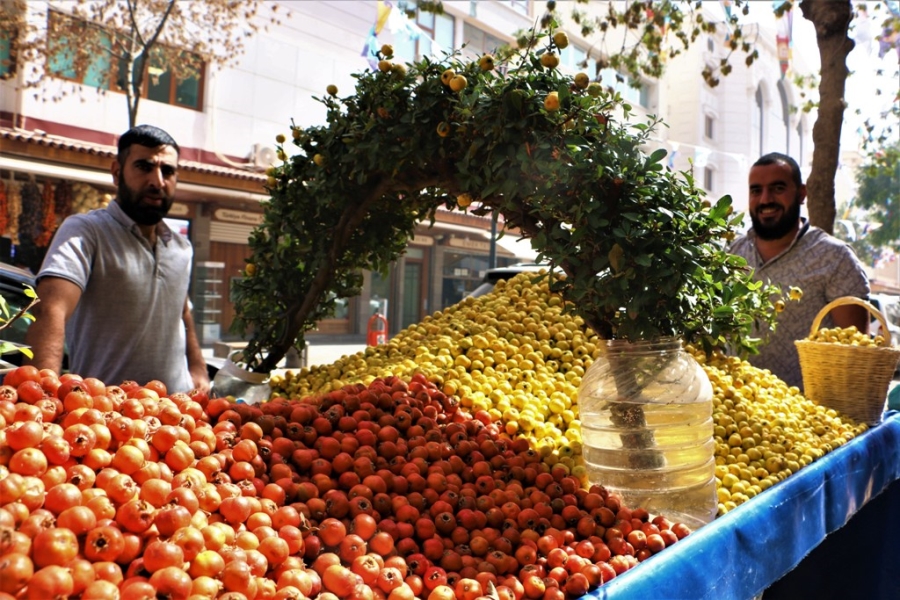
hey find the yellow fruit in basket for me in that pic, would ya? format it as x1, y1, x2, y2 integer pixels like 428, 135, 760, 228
809, 326, 879, 347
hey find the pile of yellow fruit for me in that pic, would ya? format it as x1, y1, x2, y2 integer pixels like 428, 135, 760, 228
270, 272, 868, 517
809, 325, 886, 347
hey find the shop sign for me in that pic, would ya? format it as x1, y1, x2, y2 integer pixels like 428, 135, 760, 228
214, 208, 264, 226
169, 202, 190, 217
449, 236, 490, 251
411, 235, 434, 246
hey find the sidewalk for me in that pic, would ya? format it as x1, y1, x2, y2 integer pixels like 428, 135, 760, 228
202, 337, 368, 372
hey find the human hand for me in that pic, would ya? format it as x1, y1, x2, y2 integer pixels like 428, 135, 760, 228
190, 367, 211, 395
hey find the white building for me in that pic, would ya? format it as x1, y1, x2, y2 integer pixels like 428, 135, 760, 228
1, 0, 829, 342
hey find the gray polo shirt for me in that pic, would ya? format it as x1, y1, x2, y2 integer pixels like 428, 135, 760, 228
38, 201, 194, 392
729, 221, 870, 389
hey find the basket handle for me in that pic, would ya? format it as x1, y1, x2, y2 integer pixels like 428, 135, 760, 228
809, 296, 890, 347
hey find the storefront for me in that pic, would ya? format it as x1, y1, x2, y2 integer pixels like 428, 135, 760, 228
1, 128, 537, 346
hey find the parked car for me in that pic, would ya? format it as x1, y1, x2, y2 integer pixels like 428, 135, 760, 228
869, 293, 900, 347
467, 262, 556, 299
868, 293, 900, 378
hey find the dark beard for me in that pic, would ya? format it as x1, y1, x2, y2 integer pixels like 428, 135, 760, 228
117, 178, 172, 226
750, 196, 802, 241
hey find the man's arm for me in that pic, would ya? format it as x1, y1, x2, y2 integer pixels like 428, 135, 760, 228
831, 305, 870, 334
24, 277, 82, 374
183, 299, 210, 393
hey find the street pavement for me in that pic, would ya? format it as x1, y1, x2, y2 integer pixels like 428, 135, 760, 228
202, 338, 368, 372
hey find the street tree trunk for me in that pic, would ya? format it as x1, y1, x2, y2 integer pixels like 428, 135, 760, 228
799, 0, 854, 235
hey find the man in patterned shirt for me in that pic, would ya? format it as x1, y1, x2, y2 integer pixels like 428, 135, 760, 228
730, 152, 870, 389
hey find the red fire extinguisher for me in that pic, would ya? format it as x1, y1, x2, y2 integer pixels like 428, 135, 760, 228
367, 312, 388, 346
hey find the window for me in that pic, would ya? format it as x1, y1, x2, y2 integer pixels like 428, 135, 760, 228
0, 24, 14, 79
777, 79, 790, 155
753, 85, 765, 156
47, 11, 113, 89
462, 22, 505, 60
121, 46, 204, 110
560, 43, 588, 72
704, 115, 715, 140
509, 0, 530, 15
394, 2, 455, 61
598, 67, 652, 109
47, 11, 204, 110
704, 167, 714, 192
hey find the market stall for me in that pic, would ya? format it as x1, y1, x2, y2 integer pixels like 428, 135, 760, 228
592, 411, 900, 600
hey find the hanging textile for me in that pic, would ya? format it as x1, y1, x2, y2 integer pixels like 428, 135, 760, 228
361, 0, 394, 69
7, 179, 21, 246
36, 180, 56, 247
774, 2, 793, 79
0, 180, 7, 236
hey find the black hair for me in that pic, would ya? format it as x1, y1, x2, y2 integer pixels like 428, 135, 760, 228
117, 124, 180, 164
753, 152, 802, 188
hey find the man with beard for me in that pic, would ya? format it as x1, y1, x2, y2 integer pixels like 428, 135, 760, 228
730, 152, 869, 389
26, 125, 208, 393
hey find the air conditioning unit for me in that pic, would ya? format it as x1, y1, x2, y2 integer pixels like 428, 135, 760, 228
252, 144, 278, 168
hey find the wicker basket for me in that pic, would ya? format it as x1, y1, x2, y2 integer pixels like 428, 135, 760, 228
795, 297, 900, 425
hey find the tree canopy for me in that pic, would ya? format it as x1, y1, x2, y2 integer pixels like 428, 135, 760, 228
0, 0, 285, 126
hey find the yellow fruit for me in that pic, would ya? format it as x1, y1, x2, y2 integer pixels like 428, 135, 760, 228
326, 84, 338, 96
441, 69, 456, 86
457, 193, 473, 208
378, 60, 392, 73
391, 63, 407, 78
275, 134, 286, 144
544, 91, 560, 112
479, 54, 495, 71
587, 82, 603, 98
789, 286, 803, 301
574, 72, 590, 89
313, 154, 326, 167
245, 263, 256, 277
380, 44, 394, 58
436, 122, 451, 138
265, 166, 277, 177
292, 128, 302, 140
540, 52, 560, 69
277, 149, 287, 161
553, 31, 569, 49
774, 300, 785, 313
449, 75, 468, 92
266, 176, 277, 188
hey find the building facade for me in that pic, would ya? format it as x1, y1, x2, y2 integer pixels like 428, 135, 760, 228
1, 0, 826, 344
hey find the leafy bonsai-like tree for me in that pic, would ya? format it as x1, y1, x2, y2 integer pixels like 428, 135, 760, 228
231, 30, 778, 374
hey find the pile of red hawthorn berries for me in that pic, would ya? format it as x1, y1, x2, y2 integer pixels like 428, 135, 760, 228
0, 366, 691, 600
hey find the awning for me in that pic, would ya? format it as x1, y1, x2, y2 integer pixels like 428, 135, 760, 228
0, 155, 270, 203
493, 233, 538, 261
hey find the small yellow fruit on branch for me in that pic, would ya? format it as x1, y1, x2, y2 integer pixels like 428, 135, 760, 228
544, 91, 560, 112
449, 75, 468, 92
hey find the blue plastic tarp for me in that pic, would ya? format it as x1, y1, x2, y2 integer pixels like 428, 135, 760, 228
585, 411, 900, 600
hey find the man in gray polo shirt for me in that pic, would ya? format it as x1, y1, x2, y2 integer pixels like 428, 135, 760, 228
26, 125, 209, 394
730, 152, 869, 389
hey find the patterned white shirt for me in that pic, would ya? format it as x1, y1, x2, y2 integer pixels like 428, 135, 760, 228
729, 220, 870, 389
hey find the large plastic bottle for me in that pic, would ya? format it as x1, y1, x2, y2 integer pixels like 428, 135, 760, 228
210, 351, 271, 405
578, 338, 717, 529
